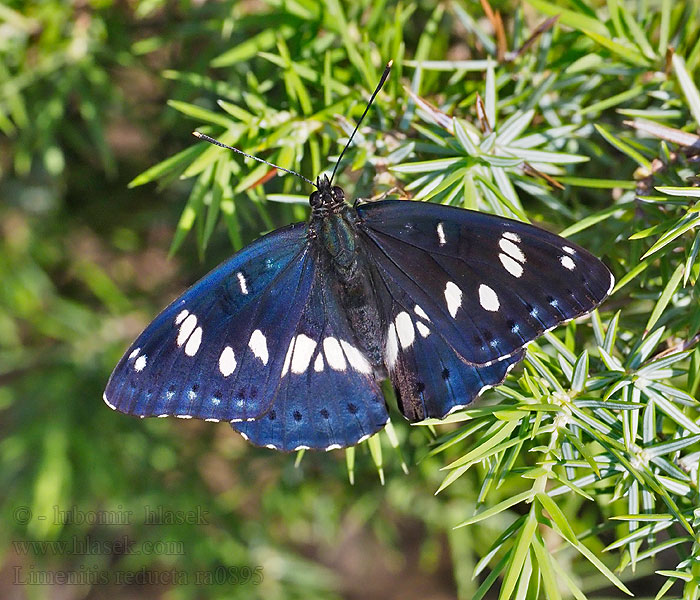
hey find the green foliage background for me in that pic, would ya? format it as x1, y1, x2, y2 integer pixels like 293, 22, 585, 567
2, 0, 700, 598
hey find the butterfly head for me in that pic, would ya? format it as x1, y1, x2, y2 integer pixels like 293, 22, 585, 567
309, 174, 346, 217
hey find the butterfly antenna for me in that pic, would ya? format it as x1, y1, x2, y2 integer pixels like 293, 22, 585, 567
330, 60, 393, 184
192, 132, 316, 187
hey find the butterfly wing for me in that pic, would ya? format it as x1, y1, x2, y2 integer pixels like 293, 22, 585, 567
105, 222, 388, 449
104, 223, 319, 422
232, 259, 389, 451
369, 257, 524, 421
358, 200, 614, 367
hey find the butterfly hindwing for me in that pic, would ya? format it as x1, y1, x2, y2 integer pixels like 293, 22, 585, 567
104, 223, 317, 422
233, 258, 389, 451
369, 260, 524, 421
358, 200, 614, 366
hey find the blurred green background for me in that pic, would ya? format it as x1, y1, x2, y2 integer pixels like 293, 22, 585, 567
3, 0, 700, 598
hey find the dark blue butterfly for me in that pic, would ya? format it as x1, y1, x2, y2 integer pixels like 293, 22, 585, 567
104, 63, 614, 451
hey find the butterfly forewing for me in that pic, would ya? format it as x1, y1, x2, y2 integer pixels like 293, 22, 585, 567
104, 223, 314, 422
358, 200, 614, 366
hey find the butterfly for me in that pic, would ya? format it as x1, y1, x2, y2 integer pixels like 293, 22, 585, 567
104, 62, 614, 451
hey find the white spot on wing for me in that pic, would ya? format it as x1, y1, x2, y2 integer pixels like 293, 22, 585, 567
340, 340, 372, 374
608, 271, 615, 295
478, 284, 500, 311
219, 346, 237, 377
562, 246, 575, 254
499, 238, 525, 263
395, 312, 415, 349
323, 336, 346, 371
414, 305, 430, 321
386, 324, 399, 368
560, 255, 576, 270
248, 329, 269, 365
444, 281, 463, 318
325, 443, 342, 451
237, 272, 249, 295
176, 414, 192, 419
437, 222, 446, 246
128, 347, 140, 360
503, 232, 521, 242
281, 338, 295, 377
174, 310, 189, 325
499, 253, 523, 277
416, 322, 430, 338
314, 353, 324, 372
184, 326, 203, 356
177, 313, 198, 346
291, 334, 317, 374
134, 354, 147, 372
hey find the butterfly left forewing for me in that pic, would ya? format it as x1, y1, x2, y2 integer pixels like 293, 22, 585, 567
104, 223, 315, 422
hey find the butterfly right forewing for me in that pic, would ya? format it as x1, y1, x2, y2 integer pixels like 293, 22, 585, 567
358, 200, 614, 367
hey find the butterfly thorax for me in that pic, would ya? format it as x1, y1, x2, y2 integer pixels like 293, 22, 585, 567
308, 178, 385, 370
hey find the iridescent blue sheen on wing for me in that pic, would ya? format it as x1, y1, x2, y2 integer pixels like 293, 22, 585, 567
104, 223, 312, 422
232, 267, 388, 451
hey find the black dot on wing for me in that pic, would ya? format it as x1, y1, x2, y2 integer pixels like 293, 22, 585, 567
506, 319, 516, 329
191, 384, 199, 393
416, 381, 425, 393
441, 368, 450, 379
237, 387, 246, 399
320, 408, 330, 419
347, 403, 358, 414
293, 410, 302, 422
168, 384, 176, 393
250, 386, 258, 399
268, 410, 276, 421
